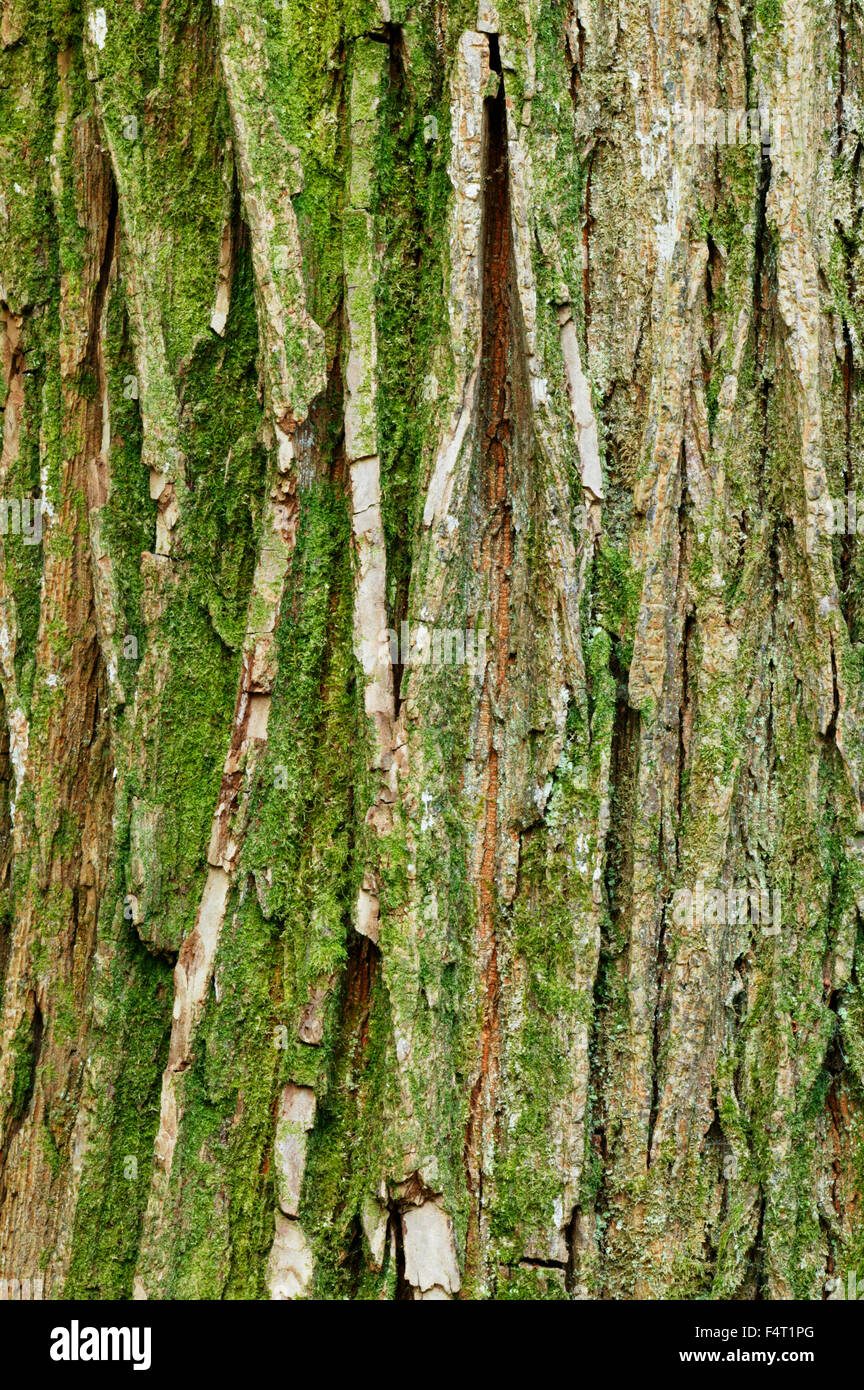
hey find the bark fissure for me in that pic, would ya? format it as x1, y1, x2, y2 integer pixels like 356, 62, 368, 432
465, 35, 512, 1269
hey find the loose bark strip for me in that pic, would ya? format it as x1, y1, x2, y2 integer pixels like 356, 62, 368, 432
136, 2, 326, 1298
345, 39, 397, 943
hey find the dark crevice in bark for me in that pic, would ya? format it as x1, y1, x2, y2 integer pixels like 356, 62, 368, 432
563, 1203, 581, 1293
701, 1102, 727, 1277
707, 1103, 733, 1234
299, 351, 343, 495
389, 1204, 412, 1299
746, 0, 774, 377
751, 1194, 767, 1298
677, 439, 694, 849
677, 614, 694, 842
703, 233, 724, 440
752, 203, 772, 370
585, 638, 640, 1274
647, 833, 669, 1168
825, 638, 841, 748
581, 148, 594, 341
730, 948, 748, 1126
516, 1254, 568, 1269
337, 1213, 369, 1298
564, 10, 594, 355
603, 645, 640, 939
88, 174, 118, 377
833, 129, 861, 634
464, 31, 512, 1269
342, 930, 379, 1069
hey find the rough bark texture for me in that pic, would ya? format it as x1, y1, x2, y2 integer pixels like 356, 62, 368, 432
1, 0, 863, 1301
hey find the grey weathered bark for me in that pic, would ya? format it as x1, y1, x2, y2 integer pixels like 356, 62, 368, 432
0, 0, 862, 1300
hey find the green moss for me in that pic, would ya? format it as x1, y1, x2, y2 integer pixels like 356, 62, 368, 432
64, 909, 173, 1298
7, 1010, 39, 1123
374, 25, 448, 615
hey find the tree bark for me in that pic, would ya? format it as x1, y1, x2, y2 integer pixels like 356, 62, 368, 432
0, 0, 862, 1300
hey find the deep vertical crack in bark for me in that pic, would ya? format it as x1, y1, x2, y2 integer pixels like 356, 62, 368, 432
465, 40, 510, 1267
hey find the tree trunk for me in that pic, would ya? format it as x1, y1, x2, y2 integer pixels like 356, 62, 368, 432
0, 0, 862, 1301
